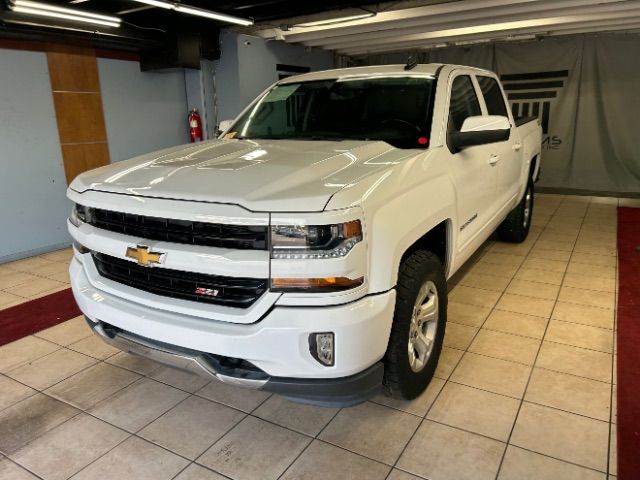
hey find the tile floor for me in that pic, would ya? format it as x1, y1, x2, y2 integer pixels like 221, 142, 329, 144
0, 193, 634, 480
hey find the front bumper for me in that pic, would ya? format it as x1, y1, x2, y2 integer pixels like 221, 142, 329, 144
71, 257, 395, 404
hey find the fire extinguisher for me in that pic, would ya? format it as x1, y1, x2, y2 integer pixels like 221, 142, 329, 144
188, 107, 203, 142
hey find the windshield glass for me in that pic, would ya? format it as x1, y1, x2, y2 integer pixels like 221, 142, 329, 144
229, 76, 436, 149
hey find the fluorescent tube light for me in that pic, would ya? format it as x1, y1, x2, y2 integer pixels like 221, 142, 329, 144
9, 2, 120, 27
130, 0, 253, 26
13, 0, 120, 22
295, 12, 376, 28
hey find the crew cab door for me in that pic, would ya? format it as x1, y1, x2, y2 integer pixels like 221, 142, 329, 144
475, 75, 521, 212
446, 74, 499, 252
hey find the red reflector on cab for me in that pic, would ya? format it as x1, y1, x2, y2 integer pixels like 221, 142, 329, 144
418, 137, 428, 145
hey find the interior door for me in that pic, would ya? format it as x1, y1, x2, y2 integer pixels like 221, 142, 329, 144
446, 74, 499, 252
475, 75, 521, 210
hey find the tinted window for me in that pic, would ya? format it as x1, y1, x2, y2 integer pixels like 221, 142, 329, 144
231, 77, 436, 149
477, 76, 508, 117
448, 75, 481, 133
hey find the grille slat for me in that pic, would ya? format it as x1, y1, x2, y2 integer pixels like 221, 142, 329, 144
85, 207, 267, 250
93, 253, 267, 308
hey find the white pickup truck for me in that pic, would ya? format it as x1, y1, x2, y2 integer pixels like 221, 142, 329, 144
68, 64, 541, 406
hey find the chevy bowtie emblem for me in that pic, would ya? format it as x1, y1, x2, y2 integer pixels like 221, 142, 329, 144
126, 245, 164, 267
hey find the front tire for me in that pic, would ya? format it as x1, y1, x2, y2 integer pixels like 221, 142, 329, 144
497, 177, 534, 243
383, 250, 447, 399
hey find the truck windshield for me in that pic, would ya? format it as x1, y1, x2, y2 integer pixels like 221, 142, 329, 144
230, 76, 436, 149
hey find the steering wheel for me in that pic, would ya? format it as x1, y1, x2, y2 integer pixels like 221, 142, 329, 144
380, 118, 422, 133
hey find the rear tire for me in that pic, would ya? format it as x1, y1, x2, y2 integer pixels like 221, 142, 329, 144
383, 250, 447, 399
497, 177, 534, 243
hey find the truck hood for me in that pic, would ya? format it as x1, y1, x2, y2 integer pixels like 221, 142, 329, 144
71, 139, 415, 212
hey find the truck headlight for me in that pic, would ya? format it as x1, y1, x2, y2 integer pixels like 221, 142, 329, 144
270, 220, 362, 259
69, 204, 89, 227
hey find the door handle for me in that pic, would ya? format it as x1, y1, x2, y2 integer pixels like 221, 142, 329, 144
489, 154, 500, 166
512, 143, 522, 151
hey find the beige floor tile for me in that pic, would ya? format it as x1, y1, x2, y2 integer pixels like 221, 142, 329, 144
46, 362, 140, 410
495, 293, 555, 319
619, 198, 640, 207
511, 402, 609, 471
139, 395, 245, 460
105, 351, 162, 375
498, 445, 606, 480
528, 247, 572, 262
489, 241, 534, 256
387, 469, 424, 480
435, 347, 464, 380
525, 368, 611, 421
29, 261, 70, 279
447, 302, 492, 328
0, 271, 36, 290
612, 384, 617, 424
148, 366, 210, 393
480, 253, 525, 267
28, 285, 69, 301
451, 352, 531, 398
7, 348, 96, 390
522, 257, 568, 273
397, 420, 505, 480
34, 317, 91, 346
89, 378, 189, 432
558, 286, 615, 310
372, 376, 445, 417
515, 267, 564, 286
552, 301, 615, 329
0, 291, 25, 308
4, 277, 66, 299
563, 273, 616, 294
38, 248, 73, 263
67, 334, 119, 360
449, 286, 501, 309
469, 329, 540, 365
11, 413, 128, 480
2, 257, 56, 272
0, 458, 41, 480
0, 375, 36, 411
610, 424, 617, 476
444, 322, 478, 350
459, 272, 511, 292
71, 436, 188, 480
589, 196, 618, 205
427, 382, 519, 441
483, 310, 548, 339
546, 321, 613, 353
45, 271, 71, 284
534, 239, 575, 253
470, 261, 519, 278
196, 381, 270, 413
253, 394, 337, 436
280, 440, 390, 480
198, 416, 310, 480
573, 242, 616, 257
0, 394, 79, 454
173, 464, 227, 480
536, 341, 612, 383
570, 252, 617, 268
319, 402, 420, 465
566, 262, 616, 281
506, 279, 560, 301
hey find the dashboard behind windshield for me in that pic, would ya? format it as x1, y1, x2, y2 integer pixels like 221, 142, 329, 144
229, 76, 436, 149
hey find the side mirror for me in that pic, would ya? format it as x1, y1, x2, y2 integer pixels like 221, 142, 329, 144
449, 115, 510, 153
216, 119, 234, 137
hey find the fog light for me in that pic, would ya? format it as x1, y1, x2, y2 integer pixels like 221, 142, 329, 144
72, 241, 90, 254
310, 332, 334, 366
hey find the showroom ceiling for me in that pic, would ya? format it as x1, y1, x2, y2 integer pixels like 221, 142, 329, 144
251, 0, 640, 56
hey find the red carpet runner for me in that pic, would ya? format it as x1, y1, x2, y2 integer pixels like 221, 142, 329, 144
0, 288, 81, 346
617, 207, 640, 480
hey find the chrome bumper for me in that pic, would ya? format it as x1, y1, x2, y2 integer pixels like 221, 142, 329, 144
89, 318, 269, 389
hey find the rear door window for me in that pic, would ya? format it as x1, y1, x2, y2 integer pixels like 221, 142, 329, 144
477, 76, 509, 117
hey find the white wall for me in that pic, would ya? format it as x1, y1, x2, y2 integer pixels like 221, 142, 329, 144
0, 48, 71, 262
215, 32, 334, 123
98, 58, 190, 162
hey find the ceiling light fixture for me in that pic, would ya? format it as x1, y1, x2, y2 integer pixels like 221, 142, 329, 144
7, 0, 121, 27
130, 0, 253, 26
294, 12, 376, 28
